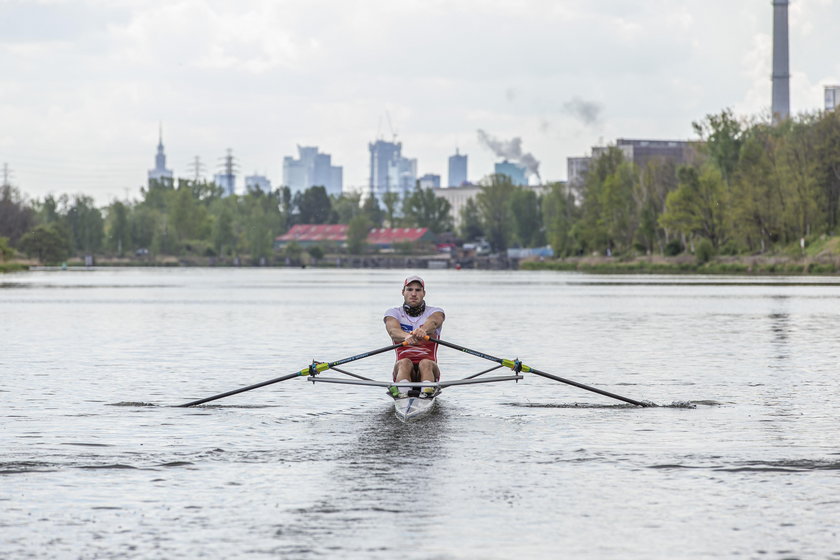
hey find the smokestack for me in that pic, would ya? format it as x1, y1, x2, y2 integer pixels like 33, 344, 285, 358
771, 0, 790, 122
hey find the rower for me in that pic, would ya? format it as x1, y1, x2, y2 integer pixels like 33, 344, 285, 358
384, 275, 445, 398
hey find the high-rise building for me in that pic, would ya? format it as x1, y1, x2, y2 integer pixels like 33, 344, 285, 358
418, 174, 441, 189
771, 0, 791, 122
282, 146, 343, 196
245, 174, 272, 193
447, 149, 468, 187
147, 126, 173, 187
495, 160, 528, 186
825, 86, 840, 111
369, 139, 416, 200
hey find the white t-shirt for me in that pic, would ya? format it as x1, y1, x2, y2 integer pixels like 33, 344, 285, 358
384, 304, 445, 363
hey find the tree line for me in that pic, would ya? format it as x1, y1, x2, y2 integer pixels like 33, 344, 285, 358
2, 107, 839, 265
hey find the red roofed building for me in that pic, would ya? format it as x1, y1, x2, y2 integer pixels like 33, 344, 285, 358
274, 225, 435, 250
366, 227, 433, 249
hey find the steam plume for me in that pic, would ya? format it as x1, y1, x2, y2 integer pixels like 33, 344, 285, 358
476, 129, 541, 180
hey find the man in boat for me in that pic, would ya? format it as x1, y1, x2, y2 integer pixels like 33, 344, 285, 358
384, 275, 445, 398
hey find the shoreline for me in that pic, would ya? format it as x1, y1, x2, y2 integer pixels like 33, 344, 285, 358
4, 253, 840, 275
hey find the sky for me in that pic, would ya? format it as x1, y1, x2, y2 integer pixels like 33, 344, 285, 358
1, 0, 839, 205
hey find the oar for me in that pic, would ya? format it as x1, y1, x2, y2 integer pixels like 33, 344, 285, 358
429, 337, 652, 407
178, 342, 404, 407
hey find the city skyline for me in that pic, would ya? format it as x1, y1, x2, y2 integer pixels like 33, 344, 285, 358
2, 0, 839, 204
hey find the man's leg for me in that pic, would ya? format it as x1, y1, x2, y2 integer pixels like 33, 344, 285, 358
393, 358, 414, 382
417, 359, 440, 382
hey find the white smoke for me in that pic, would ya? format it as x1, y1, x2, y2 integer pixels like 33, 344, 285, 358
476, 129, 541, 180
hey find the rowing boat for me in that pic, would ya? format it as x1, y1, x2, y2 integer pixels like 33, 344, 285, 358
393, 394, 436, 422
178, 338, 653, 412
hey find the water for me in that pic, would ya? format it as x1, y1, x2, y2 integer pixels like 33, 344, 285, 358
2, 268, 839, 559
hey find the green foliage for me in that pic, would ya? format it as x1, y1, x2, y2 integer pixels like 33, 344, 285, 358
541, 183, 575, 256
509, 188, 544, 247
294, 186, 332, 224
382, 191, 401, 227
307, 245, 325, 262
347, 215, 372, 254
476, 174, 515, 251
332, 192, 362, 224
0, 236, 13, 261
402, 187, 453, 233
663, 238, 684, 256
659, 165, 728, 248
362, 194, 384, 228
695, 237, 715, 264
458, 198, 484, 242
0, 185, 36, 244
19, 224, 72, 264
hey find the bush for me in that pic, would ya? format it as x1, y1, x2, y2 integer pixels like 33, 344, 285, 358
664, 239, 684, 256
695, 238, 715, 264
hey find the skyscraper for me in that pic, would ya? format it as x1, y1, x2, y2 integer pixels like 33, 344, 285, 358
147, 126, 173, 187
448, 149, 467, 187
495, 160, 527, 186
368, 139, 416, 200
771, 0, 791, 122
282, 146, 343, 196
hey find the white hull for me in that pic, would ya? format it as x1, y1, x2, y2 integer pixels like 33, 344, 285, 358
394, 396, 436, 422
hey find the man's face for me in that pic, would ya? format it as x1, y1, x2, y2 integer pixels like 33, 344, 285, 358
402, 282, 425, 306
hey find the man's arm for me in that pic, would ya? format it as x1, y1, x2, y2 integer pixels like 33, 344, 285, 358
409, 311, 445, 342
384, 316, 409, 343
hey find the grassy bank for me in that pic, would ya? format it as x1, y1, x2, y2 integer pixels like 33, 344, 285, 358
0, 262, 29, 273
521, 255, 840, 275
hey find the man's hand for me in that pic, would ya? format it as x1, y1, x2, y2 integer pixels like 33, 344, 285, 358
406, 328, 428, 345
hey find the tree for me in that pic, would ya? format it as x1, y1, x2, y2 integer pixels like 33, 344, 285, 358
347, 215, 372, 254
402, 187, 453, 234
509, 187, 543, 247
294, 186, 332, 224
362, 194, 384, 228
332, 192, 362, 224
0, 185, 36, 245
0, 236, 13, 261
105, 201, 130, 256
692, 108, 744, 186
19, 224, 72, 264
459, 198, 484, 242
65, 195, 104, 253
476, 174, 515, 252
541, 183, 574, 256
659, 165, 729, 248
382, 191, 401, 227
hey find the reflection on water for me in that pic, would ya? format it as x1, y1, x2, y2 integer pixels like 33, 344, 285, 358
2, 269, 840, 559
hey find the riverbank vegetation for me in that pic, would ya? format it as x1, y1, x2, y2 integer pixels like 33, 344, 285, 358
2, 108, 840, 273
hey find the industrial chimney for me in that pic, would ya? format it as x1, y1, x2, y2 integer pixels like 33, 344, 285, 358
771, 0, 790, 122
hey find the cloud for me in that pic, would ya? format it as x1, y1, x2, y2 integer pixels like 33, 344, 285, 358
562, 97, 604, 126
476, 129, 540, 179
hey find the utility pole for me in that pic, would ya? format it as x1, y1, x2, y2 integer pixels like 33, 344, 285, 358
187, 156, 206, 182
1, 163, 12, 187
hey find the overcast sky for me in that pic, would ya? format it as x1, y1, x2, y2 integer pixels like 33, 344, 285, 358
2, 0, 839, 204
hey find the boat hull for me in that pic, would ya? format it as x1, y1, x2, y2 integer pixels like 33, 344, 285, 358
393, 396, 435, 422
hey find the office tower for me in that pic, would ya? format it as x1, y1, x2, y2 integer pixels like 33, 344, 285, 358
771, 0, 790, 122
147, 126, 174, 187
282, 146, 343, 196
448, 149, 468, 187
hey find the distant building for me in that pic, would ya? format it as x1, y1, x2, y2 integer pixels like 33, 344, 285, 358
273, 224, 434, 250
147, 127, 174, 187
282, 146, 343, 196
433, 183, 549, 229
369, 139, 417, 201
567, 138, 699, 205
418, 174, 441, 189
447, 149, 468, 187
245, 174, 272, 193
494, 160, 528, 186
826, 85, 840, 111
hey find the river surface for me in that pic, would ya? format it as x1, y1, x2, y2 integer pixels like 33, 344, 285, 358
2, 267, 839, 559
